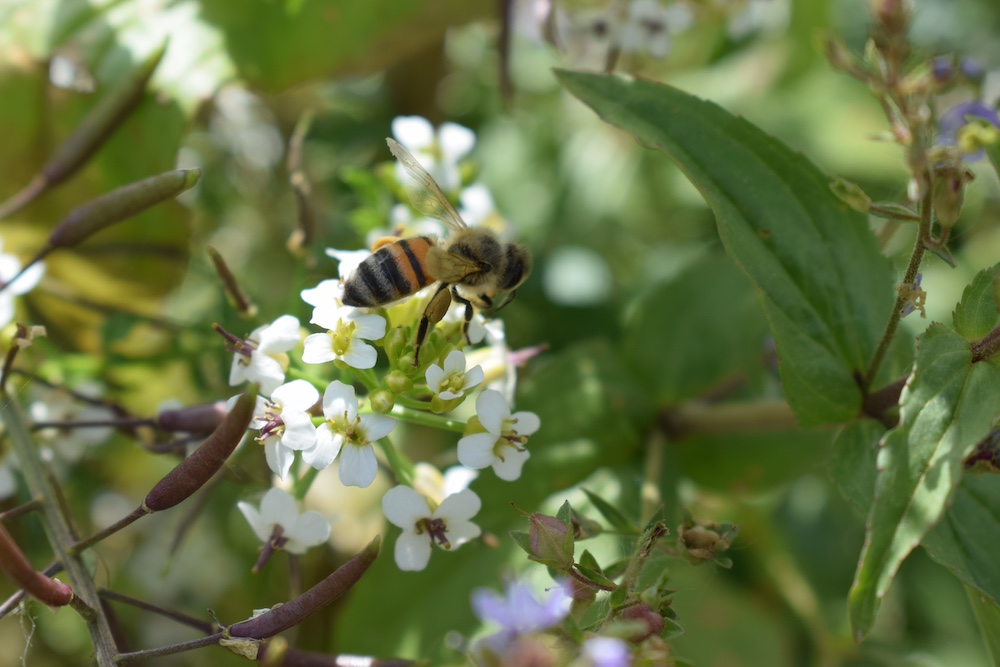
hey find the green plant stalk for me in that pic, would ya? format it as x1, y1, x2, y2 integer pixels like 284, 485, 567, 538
862, 183, 932, 391
389, 404, 466, 433
379, 435, 415, 487
0, 393, 119, 666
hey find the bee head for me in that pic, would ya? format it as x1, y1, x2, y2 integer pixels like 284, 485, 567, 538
477, 245, 532, 313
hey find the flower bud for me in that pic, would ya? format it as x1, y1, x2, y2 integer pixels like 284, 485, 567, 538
932, 164, 973, 229
619, 603, 665, 642
527, 513, 575, 569
679, 518, 737, 564
385, 370, 412, 394
822, 35, 857, 74
830, 178, 872, 213
384, 327, 409, 363
369, 390, 394, 414
870, 0, 910, 38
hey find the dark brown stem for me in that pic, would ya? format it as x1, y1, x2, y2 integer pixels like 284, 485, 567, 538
99, 589, 215, 634
860, 376, 907, 428
971, 325, 1000, 363
0, 499, 43, 523
70, 506, 150, 556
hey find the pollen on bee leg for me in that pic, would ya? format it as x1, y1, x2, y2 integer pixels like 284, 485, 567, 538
370, 236, 399, 252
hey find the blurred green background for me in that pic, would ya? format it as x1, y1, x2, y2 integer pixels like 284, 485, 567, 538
1, 0, 999, 665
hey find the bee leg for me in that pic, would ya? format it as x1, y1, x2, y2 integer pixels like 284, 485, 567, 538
450, 287, 474, 344
414, 284, 453, 366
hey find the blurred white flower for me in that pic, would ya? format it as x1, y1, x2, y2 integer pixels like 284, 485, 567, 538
250, 380, 319, 480
391, 116, 475, 193
457, 390, 539, 481
303, 381, 395, 488
412, 462, 477, 506
229, 315, 301, 396
237, 487, 330, 555
620, 0, 693, 60
382, 485, 481, 571
30, 384, 114, 463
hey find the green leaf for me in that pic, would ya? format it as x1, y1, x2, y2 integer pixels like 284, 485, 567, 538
953, 263, 1000, 341
583, 489, 639, 535
849, 324, 1000, 640
575, 563, 616, 590
623, 254, 768, 403
966, 585, 1000, 665
556, 70, 894, 426
829, 420, 885, 514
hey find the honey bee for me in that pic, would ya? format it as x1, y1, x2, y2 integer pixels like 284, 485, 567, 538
341, 138, 532, 365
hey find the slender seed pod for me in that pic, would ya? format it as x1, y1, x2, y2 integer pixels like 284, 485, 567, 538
156, 401, 228, 434
0, 524, 73, 607
207, 247, 257, 317
48, 169, 200, 249
228, 536, 381, 640
43, 45, 166, 187
143, 388, 256, 512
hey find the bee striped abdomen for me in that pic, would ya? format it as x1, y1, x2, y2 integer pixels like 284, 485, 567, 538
342, 236, 435, 307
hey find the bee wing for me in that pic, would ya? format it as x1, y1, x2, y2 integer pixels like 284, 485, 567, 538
427, 246, 482, 283
387, 137, 467, 232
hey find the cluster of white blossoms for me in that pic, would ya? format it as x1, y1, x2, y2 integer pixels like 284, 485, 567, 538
229, 117, 540, 572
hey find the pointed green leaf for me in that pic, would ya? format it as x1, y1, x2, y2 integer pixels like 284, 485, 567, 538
509, 530, 532, 556
556, 70, 894, 426
953, 264, 1000, 341
583, 489, 639, 534
849, 324, 1000, 640
575, 563, 616, 590
829, 420, 885, 513
966, 585, 1000, 665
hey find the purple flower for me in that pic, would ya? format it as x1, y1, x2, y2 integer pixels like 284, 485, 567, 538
582, 637, 632, 667
471, 579, 572, 653
938, 101, 1000, 160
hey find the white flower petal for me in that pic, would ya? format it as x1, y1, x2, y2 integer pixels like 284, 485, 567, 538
360, 414, 396, 442
0, 464, 16, 500
300, 279, 343, 307
324, 248, 371, 280
492, 446, 531, 481
341, 341, 377, 369
392, 116, 435, 151
7, 260, 44, 295
463, 365, 484, 390
257, 315, 301, 353
442, 466, 477, 496
349, 312, 386, 341
512, 411, 540, 436
382, 485, 431, 529
436, 489, 482, 523
279, 411, 317, 451
301, 333, 336, 365
395, 530, 432, 571
425, 364, 446, 392
339, 444, 378, 488
301, 426, 341, 470
439, 122, 475, 163
323, 381, 358, 420
259, 487, 298, 526
438, 390, 463, 401
309, 303, 346, 329
237, 502, 271, 542
285, 511, 331, 553
476, 390, 509, 435
457, 433, 500, 470
445, 519, 482, 547
443, 349, 466, 374
271, 380, 319, 410
264, 439, 295, 479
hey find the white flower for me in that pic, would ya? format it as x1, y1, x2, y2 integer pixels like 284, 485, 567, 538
302, 381, 396, 488
425, 350, 484, 401
229, 315, 301, 396
458, 184, 496, 227
619, 0, 693, 60
302, 306, 385, 370
381, 485, 481, 571
457, 390, 540, 481
391, 116, 475, 193
465, 320, 514, 401
249, 380, 319, 480
301, 278, 346, 313
553, 4, 621, 69
0, 239, 44, 330
442, 302, 487, 345
30, 384, 114, 463
237, 487, 330, 555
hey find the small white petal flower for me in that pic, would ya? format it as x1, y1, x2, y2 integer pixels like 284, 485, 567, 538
620, 0, 693, 60
412, 462, 477, 506
425, 350, 485, 401
0, 239, 45, 330
30, 384, 115, 463
237, 487, 330, 555
250, 380, 319, 480
301, 279, 345, 310
229, 315, 302, 396
300, 381, 396, 488
442, 300, 488, 345
457, 390, 540, 481
302, 306, 386, 370
382, 485, 481, 571
391, 116, 475, 193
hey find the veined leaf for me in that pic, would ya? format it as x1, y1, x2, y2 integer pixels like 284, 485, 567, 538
953, 263, 1000, 342
556, 70, 894, 426
849, 324, 1000, 640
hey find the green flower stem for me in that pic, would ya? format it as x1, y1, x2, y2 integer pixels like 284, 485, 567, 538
350, 367, 382, 393
389, 404, 467, 433
862, 182, 932, 392
286, 366, 328, 390
393, 392, 433, 411
0, 393, 119, 666
379, 436, 415, 487
293, 467, 321, 501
